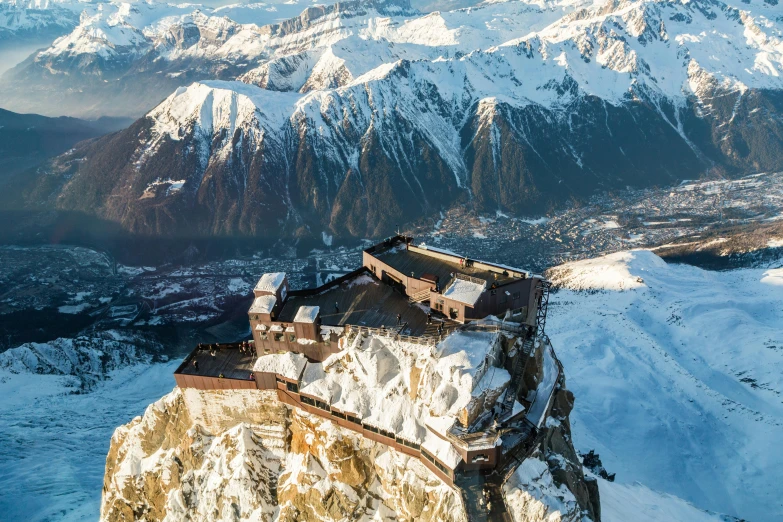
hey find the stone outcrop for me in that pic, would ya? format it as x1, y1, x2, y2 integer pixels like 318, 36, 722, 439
501, 373, 599, 522
102, 387, 466, 522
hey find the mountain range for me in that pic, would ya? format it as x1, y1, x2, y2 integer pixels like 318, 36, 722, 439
5, 0, 783, 242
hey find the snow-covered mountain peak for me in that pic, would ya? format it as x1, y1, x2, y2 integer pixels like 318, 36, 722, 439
151, 81, 254, 139
547, 249, 669, 291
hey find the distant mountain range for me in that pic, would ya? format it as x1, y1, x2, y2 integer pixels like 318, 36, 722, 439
0, 0, 82, 43
5, 0, 783, 242
0, 0, 409, 118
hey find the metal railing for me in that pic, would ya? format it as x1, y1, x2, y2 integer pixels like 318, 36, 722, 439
346, 324, 441, 346
454, 272, 487, 286
408, 288, 431, 303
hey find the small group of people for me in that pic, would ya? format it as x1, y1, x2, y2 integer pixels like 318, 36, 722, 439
239, 340, 253, 355
197, 343, 219, 358
426, 312, 445, 333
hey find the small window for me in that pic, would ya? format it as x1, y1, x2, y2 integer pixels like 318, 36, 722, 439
274, 333, 284, 342
286, 381, 299, 393
301, 396, 315, 406
259, 332, 268, 340
288, 333, 296, 342
472, 454, 489, 463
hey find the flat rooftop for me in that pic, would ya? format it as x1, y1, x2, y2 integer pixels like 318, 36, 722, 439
372, 245, 518, 287
177, 344, 256, 380
278, 272, 454, 336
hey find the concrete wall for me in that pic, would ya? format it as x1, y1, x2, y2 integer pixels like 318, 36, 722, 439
430, 293, 467, 322
293, 319, 318, 341
460, 446, 499, 472
469, 278, 533, 323
255, 372, 277, 390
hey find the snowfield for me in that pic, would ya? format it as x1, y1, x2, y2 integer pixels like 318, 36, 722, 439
0, 358, 179, 522
598, 477, 728, 522
547, 249, 783, 521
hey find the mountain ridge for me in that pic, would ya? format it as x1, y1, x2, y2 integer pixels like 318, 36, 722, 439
10, 0, 783, 240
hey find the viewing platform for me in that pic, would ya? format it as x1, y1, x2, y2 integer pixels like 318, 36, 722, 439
174, 342, 256, 390
173, 235, 558, 488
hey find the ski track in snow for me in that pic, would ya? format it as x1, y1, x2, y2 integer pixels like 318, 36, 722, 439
0, 361, 180, 522
548, 250, 783, 521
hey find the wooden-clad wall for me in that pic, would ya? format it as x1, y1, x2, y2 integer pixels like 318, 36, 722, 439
174, 373, 258, 391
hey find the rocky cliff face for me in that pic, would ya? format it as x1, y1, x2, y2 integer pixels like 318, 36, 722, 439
102, 387, 468, 521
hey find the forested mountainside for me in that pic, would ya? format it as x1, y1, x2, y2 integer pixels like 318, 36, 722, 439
0, 108, 129, 185
12, 0, 783, 240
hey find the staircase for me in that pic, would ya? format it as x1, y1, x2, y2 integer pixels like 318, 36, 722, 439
501, 335, 536, 413
421, 320, 458, 339
408, 288, 431, 303
457, 472, 512, 522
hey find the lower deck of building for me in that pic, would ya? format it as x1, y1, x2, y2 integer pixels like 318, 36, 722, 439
178, 343, 256, 381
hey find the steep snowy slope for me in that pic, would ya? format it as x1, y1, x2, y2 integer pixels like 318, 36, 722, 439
20, 0, 783, 239
546, 250, 783, 521
597, 477, 731, 522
